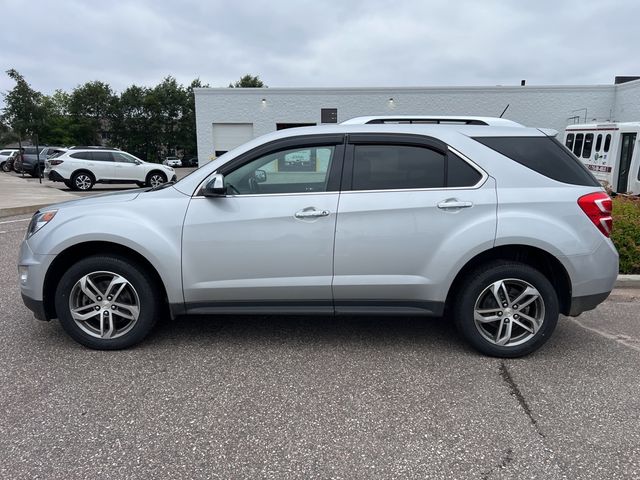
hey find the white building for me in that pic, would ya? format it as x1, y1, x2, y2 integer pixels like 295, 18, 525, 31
194, 78, 640, 164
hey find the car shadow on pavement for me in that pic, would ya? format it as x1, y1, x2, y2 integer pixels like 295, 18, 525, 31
145, 314, 468, 353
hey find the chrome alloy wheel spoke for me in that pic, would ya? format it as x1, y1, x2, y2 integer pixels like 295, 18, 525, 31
69, 271, 140, 340
473, 278, 545, 348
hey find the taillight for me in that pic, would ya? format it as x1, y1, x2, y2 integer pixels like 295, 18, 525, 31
49, 160, 64, 166
578, 192, 612, 237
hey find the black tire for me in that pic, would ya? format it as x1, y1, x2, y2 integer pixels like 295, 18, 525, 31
71, 171, 95, 191
146, 171, 166, 187
63, 180, 74, 189
453, 261, 559, 358
55, 255, 160, 350
0, 161, 7, 172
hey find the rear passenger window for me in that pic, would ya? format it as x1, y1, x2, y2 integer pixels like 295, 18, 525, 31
565, 134, 574, 150
352, 145, 445, 190
92, 152, 113, 162
70, 152, 94, 160
473, 136, 600, 186
447, 152, 482, 187
604, 134, 611, 152
595, 134, 602, 152
582, 134, 594, 158
573, 134, 584, 156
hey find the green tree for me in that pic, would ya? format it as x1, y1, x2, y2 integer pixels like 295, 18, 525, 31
228, 74, 266, 88
68, 81, 117, 145
1, 69, 48, 141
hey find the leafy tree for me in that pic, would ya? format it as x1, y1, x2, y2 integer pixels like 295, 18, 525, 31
228, 74, 266, 88
1, 69, 48, 141
68, 81, 117, 144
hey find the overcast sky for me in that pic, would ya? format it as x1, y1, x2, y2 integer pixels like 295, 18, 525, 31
1, 0, 639, 97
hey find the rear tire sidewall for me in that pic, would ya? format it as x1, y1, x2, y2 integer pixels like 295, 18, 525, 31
72, 172, 94, 191
55, 255, 159, 350
454, 262, 559, 358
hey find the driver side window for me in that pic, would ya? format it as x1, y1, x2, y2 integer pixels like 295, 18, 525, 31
224, 145, 335, 195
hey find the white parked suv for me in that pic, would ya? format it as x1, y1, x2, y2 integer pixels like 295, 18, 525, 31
45, 147, 176, 190
163, 157, 182, 167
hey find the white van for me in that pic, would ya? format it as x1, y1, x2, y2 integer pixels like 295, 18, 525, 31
564, 123, 640, 194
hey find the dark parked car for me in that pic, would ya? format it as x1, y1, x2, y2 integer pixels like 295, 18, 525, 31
182, 156, 199, 167
14, 146, 66, 177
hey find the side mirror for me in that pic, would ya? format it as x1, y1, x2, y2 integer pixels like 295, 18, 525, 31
254, 169, 267, 183
202, 173, 227, 196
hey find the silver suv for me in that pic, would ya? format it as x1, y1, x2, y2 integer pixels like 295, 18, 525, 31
18, 120, 618, 357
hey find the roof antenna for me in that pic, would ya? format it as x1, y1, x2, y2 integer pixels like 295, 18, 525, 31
499, 104, 510, 118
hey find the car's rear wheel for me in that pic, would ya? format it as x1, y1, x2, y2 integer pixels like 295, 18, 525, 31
55, 255, 160, 349
453, 261, 559, 357
71, 172, 94, 191
146, 171, 166, 188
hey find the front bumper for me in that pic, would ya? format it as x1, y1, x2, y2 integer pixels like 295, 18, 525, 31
21, 293, 47, 321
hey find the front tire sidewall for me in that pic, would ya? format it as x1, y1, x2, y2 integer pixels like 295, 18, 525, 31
146, 172, 166, 187
454, 262, 559, 358
55, 256, 159, 350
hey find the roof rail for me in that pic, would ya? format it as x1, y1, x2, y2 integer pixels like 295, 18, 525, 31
68, 146, 120, 150
341, 116, 524, 127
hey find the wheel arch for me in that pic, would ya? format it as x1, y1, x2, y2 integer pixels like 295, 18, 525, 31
42, 241, 169, 320
71, 169, 96, 181
445, 244, 572, 316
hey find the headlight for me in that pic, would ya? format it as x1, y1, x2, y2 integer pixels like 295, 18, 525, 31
26, 210, 57, 238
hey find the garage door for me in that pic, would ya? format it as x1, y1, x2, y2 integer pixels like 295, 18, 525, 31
212, 123, 254, 154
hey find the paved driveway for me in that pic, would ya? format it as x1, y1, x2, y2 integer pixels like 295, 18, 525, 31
1, 215, 638, 479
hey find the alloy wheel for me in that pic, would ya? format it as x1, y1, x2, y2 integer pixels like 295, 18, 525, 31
149, 174, 165, 187
68, 271, 141, 339
75, 174, 92, 190
473, 278, 545, 347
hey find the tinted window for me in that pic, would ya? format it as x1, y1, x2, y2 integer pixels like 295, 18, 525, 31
92, 151, 113, 162
565, 133, 574, 150
604, 134, 611, 152
573, 134, 584, 156
70, 152, 94, 160
447, 152, 482, 187
595, 134, 602, 152
582, 133, 594, 158
473, 136, 600, 186
225, 145, 335, 194
23, 147, 39, 155
113, 152, 138, 163
0, 150, 10, 155
352, 145, 445, 190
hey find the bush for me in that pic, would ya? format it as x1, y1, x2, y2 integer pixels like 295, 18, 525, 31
611, 195, 640, 274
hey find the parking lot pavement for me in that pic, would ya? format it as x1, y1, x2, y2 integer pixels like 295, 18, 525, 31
1, 218, 639, 479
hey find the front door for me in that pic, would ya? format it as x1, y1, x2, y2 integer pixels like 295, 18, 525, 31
617, 133, 637, 193
112, 151, 143, 181
181, 135, 345, 314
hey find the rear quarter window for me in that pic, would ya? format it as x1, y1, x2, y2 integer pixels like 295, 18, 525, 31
473, 136, 600, 187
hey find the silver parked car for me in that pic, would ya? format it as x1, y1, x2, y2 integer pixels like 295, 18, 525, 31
18, 119, 618, 356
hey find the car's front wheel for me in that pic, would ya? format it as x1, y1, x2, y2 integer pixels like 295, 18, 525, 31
55, 255, 160, 349
453, 261, 559, 357
146, 171, 166, 188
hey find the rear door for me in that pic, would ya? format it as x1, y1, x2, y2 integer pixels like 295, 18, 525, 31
332, 133, 497, 315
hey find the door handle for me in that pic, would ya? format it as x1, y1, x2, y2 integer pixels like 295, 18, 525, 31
437, 199, 473, 209
295, 208, 330, 219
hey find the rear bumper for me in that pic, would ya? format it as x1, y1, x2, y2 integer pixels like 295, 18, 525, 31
48, 170, 65, 182
567, 291, 611, 317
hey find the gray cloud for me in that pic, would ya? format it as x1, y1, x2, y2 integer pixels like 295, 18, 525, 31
1, 0, 639, 99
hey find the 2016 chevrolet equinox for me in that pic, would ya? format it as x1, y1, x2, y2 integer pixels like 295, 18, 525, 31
18, 119, 618, 357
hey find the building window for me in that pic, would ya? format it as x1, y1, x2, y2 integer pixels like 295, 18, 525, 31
321, 108, 338, 124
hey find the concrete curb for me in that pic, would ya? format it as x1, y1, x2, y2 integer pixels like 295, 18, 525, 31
0, 204, 53, 219
615, 275, 640, 289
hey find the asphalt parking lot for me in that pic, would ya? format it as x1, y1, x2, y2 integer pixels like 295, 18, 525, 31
1, 204, 639, 478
